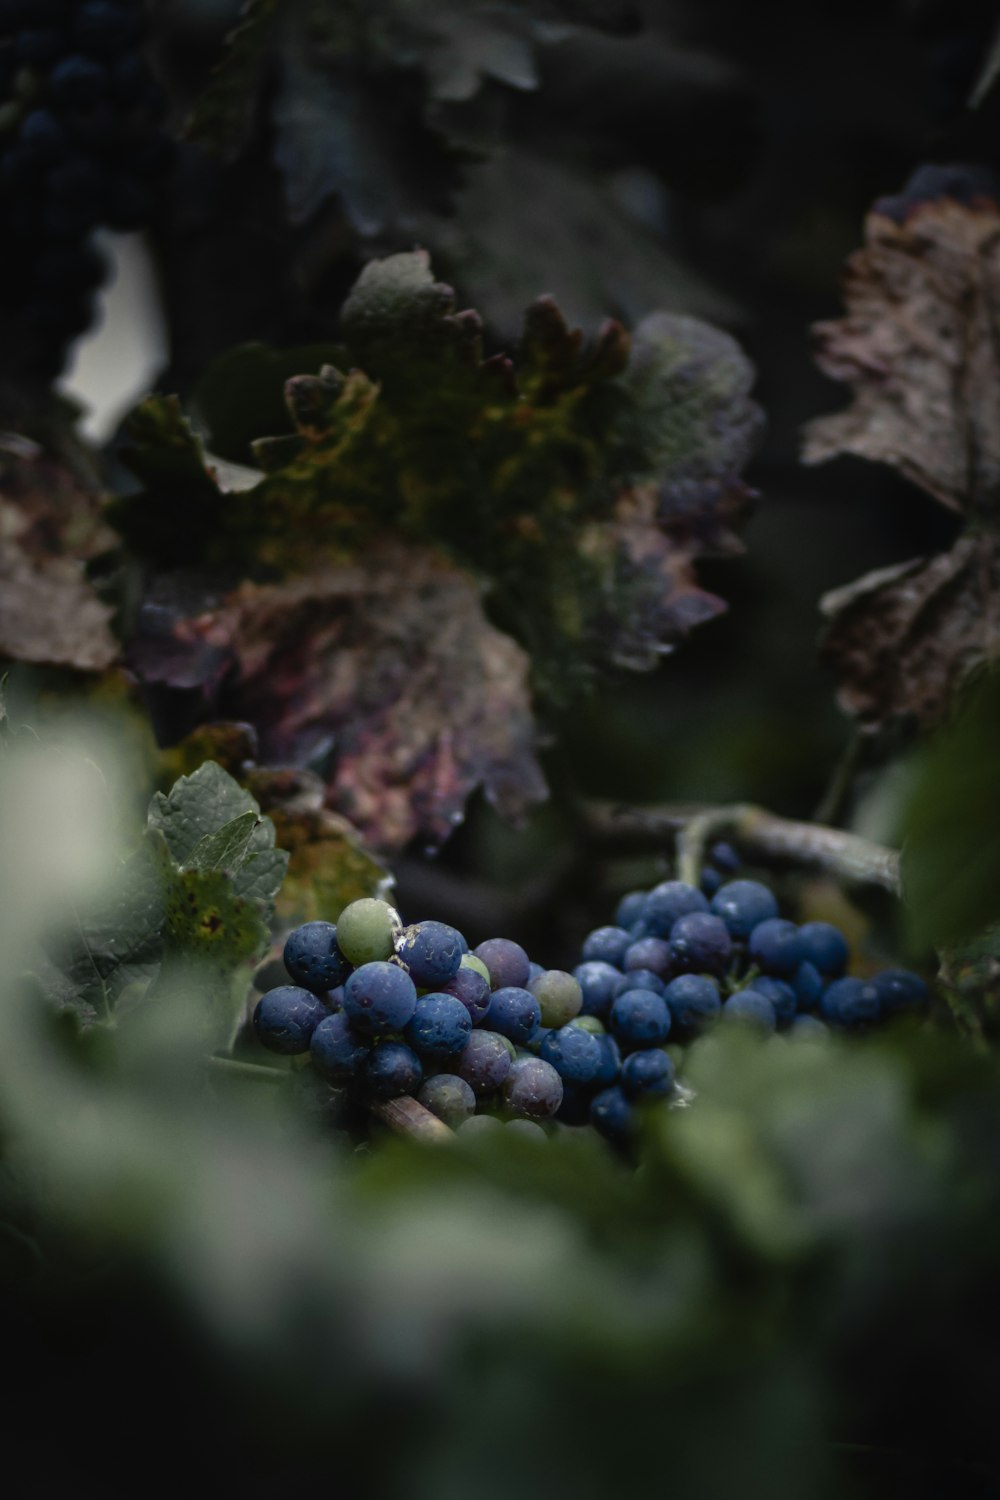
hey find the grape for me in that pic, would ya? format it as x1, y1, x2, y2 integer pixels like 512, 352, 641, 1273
538, 1025, 603, 1084
75, 3, 145, 59
16, 28, 62, 65
253, 985, 329, 1055
18, 108, 67, 160
623, 936, 672, 977
459, 952, 491, 985
573, 960, 621, 1018
457, 1114, 503, 1138
874, 969, 929, 1014
342, 961, 417, 1037
364, 1041, 422, 1100
500, 1055, 564, 1119
663, 974, 721, 1035
747, 918, 804, 977
48, 54, 109, 107
590, 1086, 634, 1141
593, 1033, 622, 1087
417, 1074, 476, 1127
788, 1015, 830, 1042
505, 1119, 547, 1141
571, 1015, 605, 1035
609, 989, 671, 1049
485, 986, 542, 1046
528, 969, 582, 1028
579, 925, 632, 967
621, 1048, 675, 1099
309, 1012, 371, 1083
455, 1030, 513, 1095
710, 880, 779, 939
614, 889, 647, 929
405, 993, 472, 1059
708, 841, 741, 875
798, 921, 849, 977
791, 962, 824, 1013
741, 976, 797, 1026
283, 921, 351, 993
721, 991, 777, 1032
440, 964, 491, 1025
396, 920, 464, 988
556, 1083, 593, 1125
820, 977, 880, 1029
642, 881, 708, 937
699, 867, 723, 898
473, 937, 530, 991
612, 968, 665, 998
669, 913, 732, 976
335, 899, 400, 965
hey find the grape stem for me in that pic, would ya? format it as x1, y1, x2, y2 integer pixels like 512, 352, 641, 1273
676, 804, 901, 895
369, 1095, 454, 1142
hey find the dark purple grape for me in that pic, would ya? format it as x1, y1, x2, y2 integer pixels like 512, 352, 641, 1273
455, 1030, 513, 1095
501, 1056, 564, 1120
669, 912, 732, 976
309, 1011, 370, 1083
440, 963, 491, 1025
364, 1041, 422, 1099
253, 985, 329, 1055
473, 937, 531, 991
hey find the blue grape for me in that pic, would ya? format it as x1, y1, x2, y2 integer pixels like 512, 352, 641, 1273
791, 962, 824, 1013
623, 936, 672, 977
798, 921, 849, 976
590, 1086, 634, 1140
747, 918, 805, 976
669, 913, 732, 976
342, 961, 417, 1036
486, 986, 542, 1045
710, 880, 779, 939
663, 974, 721, 1034
501, 1056, 564, 1119
573, 961, 621, 1018
48, 55, 109, 107
593, 1033, 622, 1087
405, 993, 472, 1059
820, 977, 881, 1028
721, 991, 777, 1032
473, 937, 531, 991
364, 1041, 423, 1099
700, 867, 723, 898
642, 881, 708, 937
621, 1048, 675, 1099
708, 841, 741, 874
580, 925, 632, 967
609, 989, 671, 1048
283, 921, 351, 993
612, 967, 666, 998
417, 1073, 476, 1126
527, 961, 546, 984
456, 1030, 513, 1095
396, 920, 464, 988
742, 976, 797, 1026
614, 890, 648, 930
440, 964, 491, 1025
538, 1024, 603, 1084
253, 985, 329, 1055
874, 969, 929, 1014
309, 1011, 371, 1082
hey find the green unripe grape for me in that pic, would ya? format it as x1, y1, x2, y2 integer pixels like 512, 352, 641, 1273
498, 1034, 518, 1062
571, 1014, 605, 1035
529, 969, 583, 1028
336, 898, 401, 965
460, 953, 490, 984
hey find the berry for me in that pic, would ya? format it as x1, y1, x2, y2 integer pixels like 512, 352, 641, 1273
309, 1011, 371, 1082
612, 968, 665, 997
342, 961, 417, 1036
669, 913, 732, 976
614, 890, 648, 929
538, 1024, 603, 1084
528, 969, 583, 1028
395, 920, 465, 987
485, 986, 542, 1045
505, 1119, 547, 1141
874, 969, 929, 1014
721, 991, 777, 1032
797, 921, 849, 976
710, 880, 779, 939
364, 1041, 422, 1099
580, 925, 632, 967
708, 841, 741, 874
455, 1030, 513, 1095
788, 1015, 830, 1042
700, 867, 723, 898
440, 964, 491, 1025
590, 1086, 634, 1141
418, 1074, 477, 1126
609, 989, 671, 1049
593, 1032, 622, 1087
820, 977, 881, 1029
283, 921, 351, 993
791, 962, 824, 1013
48, 55, 109, 108
741, 976, 797, 1026
573, 960, 622, 1018
405, 993, 472, 1059
253, 985, 329, 1055
75, 3, 145, 58
663, 974, 721, 1034
473, 937, 530, 991
747, 918, 804, 977
623, 936, 672, 976
642, 881, 708, 937
621, 1048, 675, 1099
500, 1056, 564, 1120
335, 898, 400, 965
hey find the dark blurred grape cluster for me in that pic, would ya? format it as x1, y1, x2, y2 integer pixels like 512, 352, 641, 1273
0, 0, 173, 379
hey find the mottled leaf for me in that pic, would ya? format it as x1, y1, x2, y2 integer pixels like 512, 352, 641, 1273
803, 189, 1000, 515
820, 534, 1000, 732
0, 442, 118, 673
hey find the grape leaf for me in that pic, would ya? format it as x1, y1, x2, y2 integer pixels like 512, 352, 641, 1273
803, 176, 1000, 732
0, 441, 118, 673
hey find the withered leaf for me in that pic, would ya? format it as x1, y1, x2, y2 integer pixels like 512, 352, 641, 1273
0, 441, 118, 673
803, 193, 1000, 515
129, 544, 546, 853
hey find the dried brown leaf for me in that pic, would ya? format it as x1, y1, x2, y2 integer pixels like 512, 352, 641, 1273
804, 196, 1000, 514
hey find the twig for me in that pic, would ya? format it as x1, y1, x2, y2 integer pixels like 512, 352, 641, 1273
205, 1055, 286, 1083
813, 729, 865, 828
369, 1095, 454, 1143
677, 804, 901, 895
580, 801, 710, 855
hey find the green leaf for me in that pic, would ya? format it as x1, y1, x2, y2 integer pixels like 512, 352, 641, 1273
148, 760, 261, 867
184, 810, 261, 877
184, 0, 279, 156
900, 670, 1000, 947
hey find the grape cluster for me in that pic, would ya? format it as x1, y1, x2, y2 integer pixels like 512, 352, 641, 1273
0, 0, 173, 379
253, 860, 930, 1146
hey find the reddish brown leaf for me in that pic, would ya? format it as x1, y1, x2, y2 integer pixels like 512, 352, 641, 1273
0, 441, 118, 672
130, 544, 546, 852
819, 534, 1000, 731
803, 195, 1000, 514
